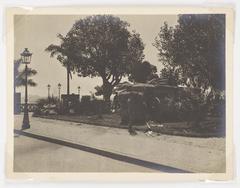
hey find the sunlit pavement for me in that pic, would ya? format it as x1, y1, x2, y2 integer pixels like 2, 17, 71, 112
14, 134, 161, 172
14, 114, 225, 173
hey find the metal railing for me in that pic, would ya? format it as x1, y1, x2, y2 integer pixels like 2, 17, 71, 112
18, 103, 38, 112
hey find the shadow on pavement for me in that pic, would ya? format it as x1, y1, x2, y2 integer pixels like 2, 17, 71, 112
14, 129, 191, 173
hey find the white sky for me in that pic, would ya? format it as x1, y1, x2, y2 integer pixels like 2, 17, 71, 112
14, 15, 178, 99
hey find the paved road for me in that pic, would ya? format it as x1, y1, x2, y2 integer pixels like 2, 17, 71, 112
14, 114, 225, 173
14, 134, 158, 172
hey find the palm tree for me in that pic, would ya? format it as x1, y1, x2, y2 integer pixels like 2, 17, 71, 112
14, 59, 37, 94
45, 34, 73, 96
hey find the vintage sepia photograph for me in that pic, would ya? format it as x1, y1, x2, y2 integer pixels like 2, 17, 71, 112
6, 7, 234, 181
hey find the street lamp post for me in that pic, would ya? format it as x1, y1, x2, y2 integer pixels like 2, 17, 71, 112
21, 48, 32, 130
47, 84, 51, 102
77, 86, 81, 101
58, 83, 62, 101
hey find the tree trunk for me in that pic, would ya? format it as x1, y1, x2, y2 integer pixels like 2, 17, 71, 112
102, 81, 113, 112
103, 91, 112, 103
67, 65, 70, 95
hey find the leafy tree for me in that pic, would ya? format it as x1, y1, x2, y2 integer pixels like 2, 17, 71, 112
14, 59, 37, 93
57, 15, 145, 103
154, 14, 225, 95
160, 67, 179, 86
128, 60, 158, 83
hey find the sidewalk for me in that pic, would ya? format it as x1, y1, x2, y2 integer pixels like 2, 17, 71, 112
14, 115, 226, 173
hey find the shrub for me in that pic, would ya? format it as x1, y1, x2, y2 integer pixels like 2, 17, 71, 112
33, 97, 59, 116
174, 89, 208, 124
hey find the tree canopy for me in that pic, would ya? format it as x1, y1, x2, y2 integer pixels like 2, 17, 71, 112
45, 33, 75, 74
48, 15, 145, 102
128, 61, 158, 83
14, 59, 37, 89
153, 14, 225, 93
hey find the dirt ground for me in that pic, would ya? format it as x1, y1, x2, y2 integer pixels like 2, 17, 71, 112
34, 112, 225, 138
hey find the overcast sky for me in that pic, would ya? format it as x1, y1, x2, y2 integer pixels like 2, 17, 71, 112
14, 15, 178, 99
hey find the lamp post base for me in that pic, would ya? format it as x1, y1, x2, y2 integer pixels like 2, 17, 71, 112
22, 112, 30, 130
